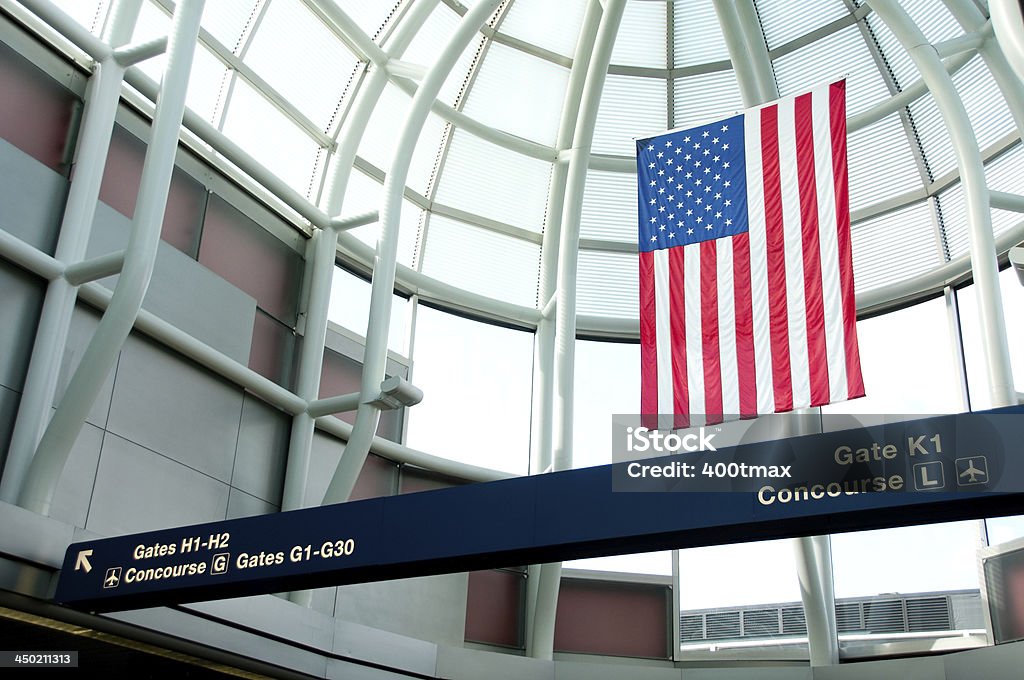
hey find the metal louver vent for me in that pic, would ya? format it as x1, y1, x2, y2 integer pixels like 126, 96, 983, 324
781, 607, 807, 636
742, 609, 781, 637
681, 615, 705, 642
863, 599, 905, 634
835, 602, 863, 633
906, 597, 951, 632
706, 611, 741, 640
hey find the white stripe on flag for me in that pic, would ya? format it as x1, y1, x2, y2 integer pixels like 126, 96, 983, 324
744, 110, 775, 414
717, 237, 739, 416
777, 98, 811, 409
654, 248, 674, 426
684, 244, 705, 418
812, 85, 848, 402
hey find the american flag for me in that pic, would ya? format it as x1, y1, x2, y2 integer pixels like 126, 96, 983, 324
637, 80, 864, 426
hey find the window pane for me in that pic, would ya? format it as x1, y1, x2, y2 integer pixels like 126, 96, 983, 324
327, 267, 410, 357
679, 539, 805, 647
822, 297, 963, 416
573, 340, 640, 470
404, 306, 532, 475
832, 522, 982, 598
958, 268, 1024, 411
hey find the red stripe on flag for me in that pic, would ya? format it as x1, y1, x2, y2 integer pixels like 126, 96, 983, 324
795, 92, 830, 406
760, 104, 794, 412
700, 241, 723, 423
639, 249, 659, 427
732, 232, 757, 418
669, 247, 689, 429
829, 81, 864, 398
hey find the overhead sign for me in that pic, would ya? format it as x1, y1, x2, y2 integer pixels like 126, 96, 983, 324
56, 407, 1024, 612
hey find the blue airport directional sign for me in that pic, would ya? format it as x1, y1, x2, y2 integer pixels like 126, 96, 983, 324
56, 407, 1024, 612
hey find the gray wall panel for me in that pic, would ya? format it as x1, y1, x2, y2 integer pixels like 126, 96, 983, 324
88, 202, 256, 364
46, 418, 102, 529
812, 656, 944, 679
231, 394, 288, 505
333, 617, 439, 678
439, 646, 554, 680
55, 305, 116, 428
0, 384, 20, 472
943, 640, 1024, 679
225, 487, 277, 520
86, 433, 229, 536
685, 669, 810, 680
105, 334, 243, 483
334, 574, 469, 648
0, 261, 44, 392
0, 138, 66, 255
306, 431, 345, 508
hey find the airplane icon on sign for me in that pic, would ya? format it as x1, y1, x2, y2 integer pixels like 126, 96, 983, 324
960, 462, 985, 483
955, 456, 989, 486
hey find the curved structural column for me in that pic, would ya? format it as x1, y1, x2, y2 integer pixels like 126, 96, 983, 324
714, 0, 841, 666
527, 0, 627, 661
869, 0, 1016, 409
280, 0, 440, 513
17, 0, 205, 515
0, 0, 140, 504
321, 0, 505, 506
525, 0, 605, 658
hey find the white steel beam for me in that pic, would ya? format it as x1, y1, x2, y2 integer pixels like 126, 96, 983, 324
870, 0, 1016, 408
321, 0, 505, 506
17, 0, 205, 515
0, 0, 140, 504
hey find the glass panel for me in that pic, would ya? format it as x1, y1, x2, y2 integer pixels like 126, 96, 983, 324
756, 0, 849, 50
404, 305, 532, 475
433, 129, 553, 233
573, 339, 640, 470
460, 42, 569, 146
419, 214, 540, 307
831, 521, 983, 637
847, 114, 923, 212
679, 539, 803, 646
988, 516, 1024, 546
673, 69, 744, 130
673, 0, 730, 66
50, 0, 110, 35
772, 24, 890, 118
822, 296, 963, 416
592, 74, 667, 157
243, 0, 356, 129
610, 0, 667, 68
199, 0, 259, 53
956, 267, 1024, 411
576, 250, 639, 319
220, 77, 322, 196
909, 93, 957, 181
400, 3, 481, 107
580, 169, 636, 243
327, 267, 411, 357
850, 201, 942, 293
497, 0, 587, 58
334, 0, 401, 42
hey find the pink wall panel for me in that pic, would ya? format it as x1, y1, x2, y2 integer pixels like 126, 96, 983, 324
554, 579, 669, 658
465, 569, 524, 647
